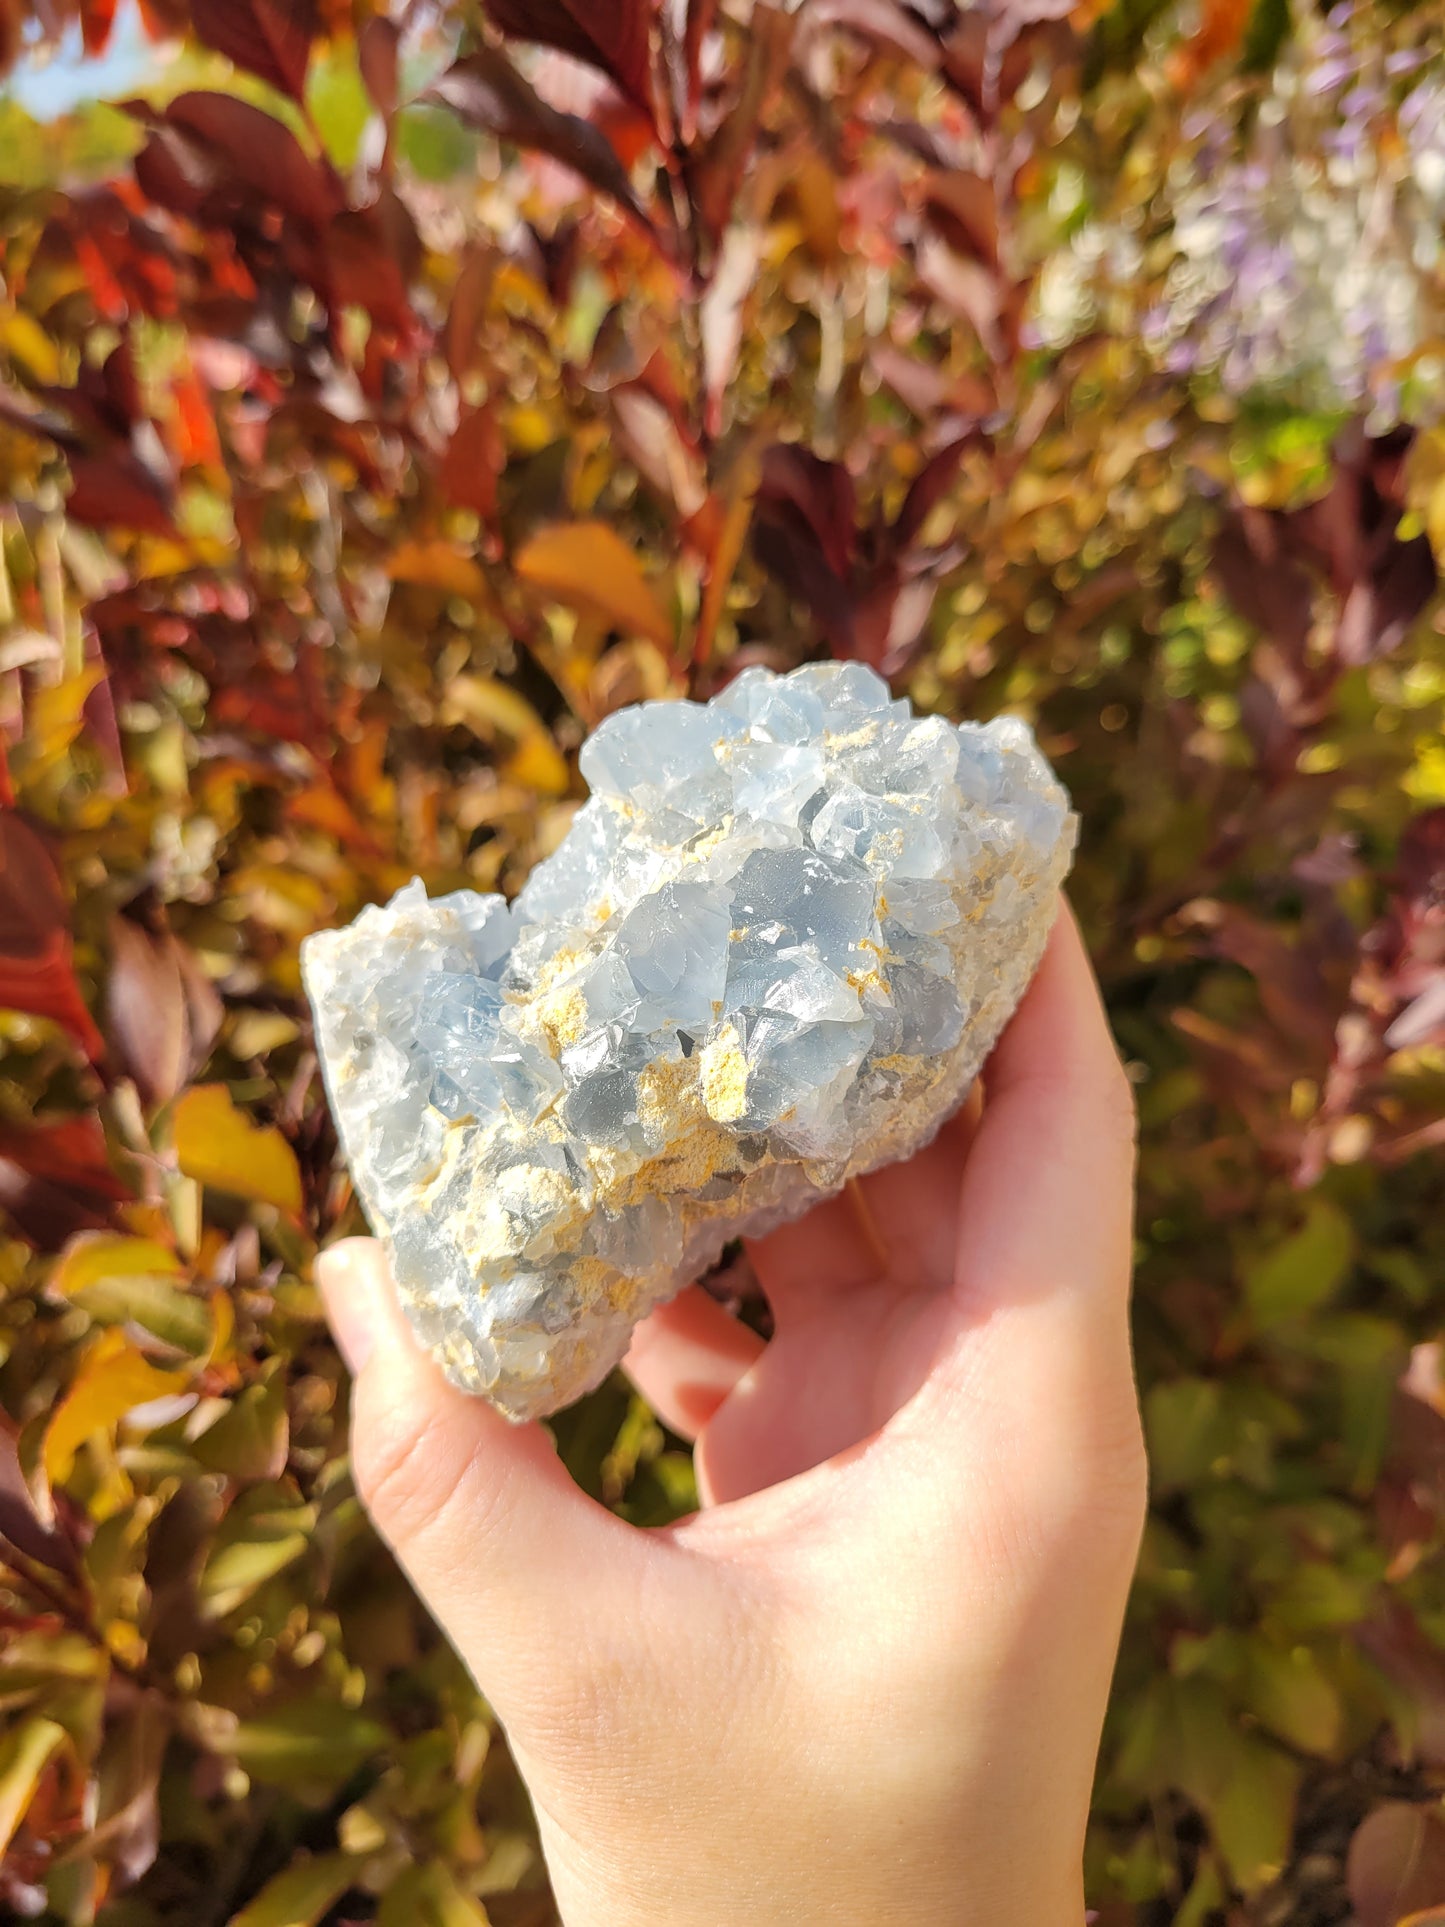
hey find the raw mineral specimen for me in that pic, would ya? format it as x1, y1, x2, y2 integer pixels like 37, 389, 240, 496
302, 664, 1076, 1420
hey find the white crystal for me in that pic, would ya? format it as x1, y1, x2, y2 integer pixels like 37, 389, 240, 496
302, 664, 1076, 1421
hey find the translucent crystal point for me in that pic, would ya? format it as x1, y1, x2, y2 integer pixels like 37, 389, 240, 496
302, 663, 1076, 1420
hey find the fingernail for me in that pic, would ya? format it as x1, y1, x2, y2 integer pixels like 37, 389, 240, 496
317, 1243, 376, 1376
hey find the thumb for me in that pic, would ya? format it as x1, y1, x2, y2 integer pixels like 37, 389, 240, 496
317, 1238, 647, 1723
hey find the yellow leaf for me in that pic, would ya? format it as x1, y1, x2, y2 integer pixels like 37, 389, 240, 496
44, 1330, 192, 1486
174, 1085, 303, 1215
229, 1853, 364, 1927
516, 521, 673, 649
445, 674, 550, 742
52, 1233, 184, 1299
0, 310, 63, 383
445, 676, 571, 796
20, 664, 105, 774
387, 538, 487, 600
0, 1718, 68, 1857
503, 732, 569, 795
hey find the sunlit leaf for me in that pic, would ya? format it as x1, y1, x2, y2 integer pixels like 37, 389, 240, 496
173, 1086, 303, 1215
44, 1330, 191, 1486
516, 522, 673, 648
0, 1718, 68, 1857
378, 1861, 491, 1927
230, 1701, 387, 1790
229, 1851, 365, 1927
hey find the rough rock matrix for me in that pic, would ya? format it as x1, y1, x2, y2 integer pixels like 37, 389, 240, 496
303, 664, 1076, 1420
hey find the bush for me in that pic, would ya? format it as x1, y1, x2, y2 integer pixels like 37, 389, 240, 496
0, 2, 1443, 1922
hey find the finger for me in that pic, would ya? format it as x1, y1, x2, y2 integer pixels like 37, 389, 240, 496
902, 903, 1140, 1482
955, 901, 1136, 1316
624, 1285, 766, 1442
746, 1190, 883, 1325
852, 1083, 984, 1293
318, 1237, 651, 1720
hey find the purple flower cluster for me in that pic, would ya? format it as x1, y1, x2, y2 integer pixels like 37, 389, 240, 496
1036, 6, 1445, 419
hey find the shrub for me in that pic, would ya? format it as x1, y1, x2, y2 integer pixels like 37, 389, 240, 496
0, 2, 1442, 1922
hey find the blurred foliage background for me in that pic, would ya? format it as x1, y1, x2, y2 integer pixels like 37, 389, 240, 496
0, 0, 1443, 1921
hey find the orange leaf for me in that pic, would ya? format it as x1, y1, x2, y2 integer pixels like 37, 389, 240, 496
515, 521, 672, 648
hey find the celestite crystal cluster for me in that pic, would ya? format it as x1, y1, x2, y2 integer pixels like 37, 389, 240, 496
303, 664, 1076, 1419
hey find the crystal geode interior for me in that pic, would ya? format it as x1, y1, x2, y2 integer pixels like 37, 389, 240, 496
303, 664, 1076, 1420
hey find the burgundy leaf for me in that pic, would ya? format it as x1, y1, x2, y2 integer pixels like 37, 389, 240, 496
923, 170, 1000, 266
190, 0, 318, 101
754, 519, 858, 657
808, 0, 941, 65
0, 1421, 77, 1578
0, 1117, 129, 1252
358, 15, 400, 119
1213, 507, 1315, 664
0, 814, 107, 1061
758, 445, 857, 578
1396, 809, 1445, 908
892, 435, 975, 551
426, 49, 656, 234
66, 450, 178, 537
105, 915, 190, 1107
484, 0, 658, 123
146, 93, 343, 231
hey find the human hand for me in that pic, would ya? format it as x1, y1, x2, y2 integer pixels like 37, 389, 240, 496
316, 904, 1147, 1927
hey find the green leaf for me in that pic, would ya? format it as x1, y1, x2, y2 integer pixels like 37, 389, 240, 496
198, 1485, 316, 1620
1244, 1199, 1355, 1330
71, 1272, 213, 1355
1144, 1378, 1226, 1492
231, 1701, 387, 1791
307, 40, 372, 170
1244, 1639, 1345, 1757
191, 1372, 290, 1483
1116, 1677, 1300, 1891
378, 1864, 490, 1927
229, 1851, 364, 1927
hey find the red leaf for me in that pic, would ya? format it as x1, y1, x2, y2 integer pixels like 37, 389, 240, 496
136, 0, 190, 37
758, 444, 857, 577
0, 815, 106, 1062
81, 0, 119, 57
359, 15, 400, 118
426, 49, 657, 236
190, 0, 318, 101
0, 1117, 128, 1251
136, 93, 343, 231
66, 450, 178, 536
323, 208, 415, 334
440, 404, 506, 524
484, 0, 658, 123
892, 435, 975, 551
923, 170, 1000, 268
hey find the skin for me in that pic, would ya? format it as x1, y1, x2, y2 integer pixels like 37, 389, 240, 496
317, 904, 1148, 1926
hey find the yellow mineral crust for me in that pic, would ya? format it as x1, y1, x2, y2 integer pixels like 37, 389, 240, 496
698, 1023, 749, 1123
